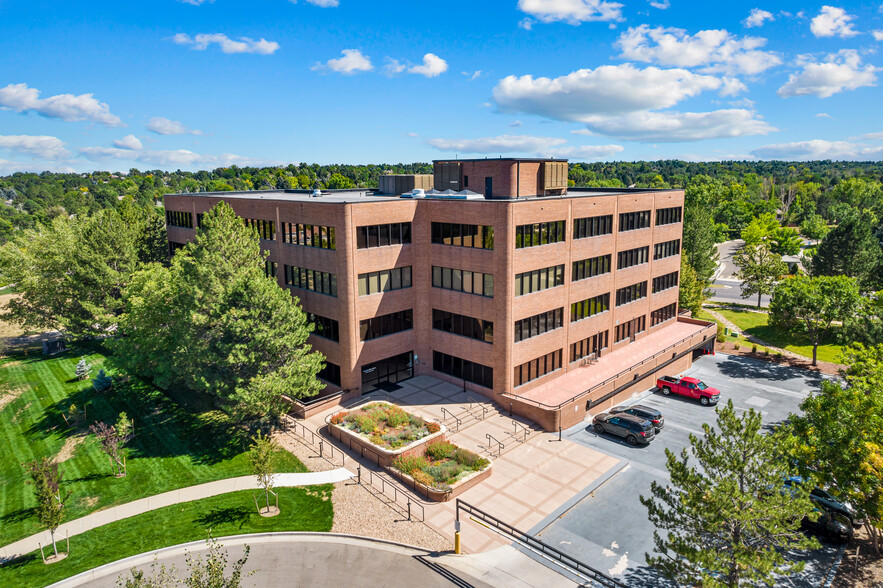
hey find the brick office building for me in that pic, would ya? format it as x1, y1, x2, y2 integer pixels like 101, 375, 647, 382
164, 158, 715, 431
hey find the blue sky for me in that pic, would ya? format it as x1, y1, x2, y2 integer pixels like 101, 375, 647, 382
1, 0, 882, 172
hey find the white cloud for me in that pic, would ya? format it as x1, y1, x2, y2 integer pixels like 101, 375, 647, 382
519, 18, 534, 30
0, 159, 77, 174
873, 30, 883, 41
383, 58, 406, 75
408, 53, 448, 77
810, 6, 858, 38
294, 0, 339, 6
177, 0, 213, 4
0, 134, 69, 159
751, 139, 883, 160
426, 134, 567, 153
79, 146, 279, 169
777, 50, 877, 98
578, 109, 776, 142
171, 33, 279, 55
314, 49, 373, 74
147, 117, 203, 136
510, 120, 523, 127
549, 144, 625, 158
0, 83, 123, 127
570, 129, 594, 135
816, 112, 833, 118
859, 131, 883, 140
517, 0, 624, 25
113, 135, 143, 150
649, 0, 670, 9
462, 70, 482, 80
615, 25, 782, 75
743, 8, 774, 28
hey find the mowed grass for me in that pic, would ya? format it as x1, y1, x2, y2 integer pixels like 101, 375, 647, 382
713, 308, 845, 364
0, 346, 307, 547
0, 486, 333, 588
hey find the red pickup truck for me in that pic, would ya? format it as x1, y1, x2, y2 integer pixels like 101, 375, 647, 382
656, 376, 721, 406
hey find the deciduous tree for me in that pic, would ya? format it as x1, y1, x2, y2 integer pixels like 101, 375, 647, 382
249, 431, 278, 515
24, 457, 69, 558
678, 257, 706, 316
768, 226, 802, 256
811, 208, 883, 291
734, 243, 787, 308
641, 401, 819, 587
90, 413, 134, 477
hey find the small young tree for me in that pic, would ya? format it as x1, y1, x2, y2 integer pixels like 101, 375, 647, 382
641, 401, 819, 587
24, 457, 69, 559
249, 431, 279, 515
92, 368, 113, 393
734, 243, 787, 308
75, 357, 92, 381
117, 537, 251, 588
90, 412, 134, 477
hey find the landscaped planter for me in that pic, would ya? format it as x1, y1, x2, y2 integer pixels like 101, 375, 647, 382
327, 401, 446, 468
388, 439, 493, 502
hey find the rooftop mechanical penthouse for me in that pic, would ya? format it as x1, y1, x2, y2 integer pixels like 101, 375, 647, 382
164, 158, 715, 431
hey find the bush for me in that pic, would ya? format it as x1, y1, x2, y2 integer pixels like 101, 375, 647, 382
386, 407, 410, 428
409, 414, 425, 428
775, 352, 784, 359
92, 369, 112, 393
330, 412, 347, 425
751, 345, 758, 353
426, 462, 462, 484
412, 470, 435, 487
370, 434, 384, 446
354, 414, 379, 433
426, 422, 441, 434
716, 322, 726, 343
453, 448, 488, 469
425, 440, 456, 460
393, 454, 428, 475
734, 343, 741, 350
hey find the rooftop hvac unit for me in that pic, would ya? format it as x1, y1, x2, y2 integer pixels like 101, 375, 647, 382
311, 189, 322, 197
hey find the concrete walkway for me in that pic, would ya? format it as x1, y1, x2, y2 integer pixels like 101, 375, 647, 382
0, 469, 353, 561
48, 532, 577, 588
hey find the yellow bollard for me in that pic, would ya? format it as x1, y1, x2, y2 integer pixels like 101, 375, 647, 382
454, 531, 461, 554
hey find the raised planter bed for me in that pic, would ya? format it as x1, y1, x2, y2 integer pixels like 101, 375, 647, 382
327, 401, 446, 468
389, 439, 493, 502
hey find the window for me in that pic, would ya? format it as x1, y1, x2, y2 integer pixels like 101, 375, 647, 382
166, 210, 192, 228
433, 351, 493, 389
358, 267, 412, 296
515, 265, 564, 296
615, 316, 646, 342
515, 308, 563, 342
433, 309, 493, 343
281, 222, 336, 249
651, 303, 677, 326
572, 255, 612, 282
243, 218, 276, 240
196, 213, 204, 228
573, 215, 613, 239
616, 282, 647, 306
652, 271, 679, 293
515, 221, 566, 248
265, 261, 277, 278
571, 293, 610, 322
356, 222, 411, 249
618, 211, 651, 232
432, 266, 494, 297
360, 309, 413, 341
431, 222, 494, 249
656, 206, 682, 226
617, 246, 649, 270
513, 349, 562, 387
168, 241, 185, 256
570, 331, 609, 362
284, 265, 338, 297
318, 361, 341, 386
654, 239, 681, 260
307, 312, 340, 342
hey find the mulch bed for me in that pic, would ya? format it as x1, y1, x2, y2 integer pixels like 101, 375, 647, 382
832, 526, 883, 588
714, 341, 843, 376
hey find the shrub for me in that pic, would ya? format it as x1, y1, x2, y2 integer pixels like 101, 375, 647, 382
92, 369, 112, 393
452, 448, 487, 469
330, 412, 347, 425
386, 407, 410, 429
425, 440, 456, 460
426, 462, 462, 484
370, 434, 384, 446
716, 322, 725, 343
412, 470, 435, 488
381, 433, 403, 448
393, 454, 428, 475
426, 422, 441, 434
775, 352, 783, 359
734, 343, 741, 350
751, 344, 757, 353
354, 414, 379, 433
409, 415, 425, 428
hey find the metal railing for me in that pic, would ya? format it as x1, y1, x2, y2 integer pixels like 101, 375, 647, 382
485, 433, 504, 457
356, 465, 426, 522
456, 500, 629, 588
511, 420, 531, 443
283, 418, 346, 467
440, 407, 462, 432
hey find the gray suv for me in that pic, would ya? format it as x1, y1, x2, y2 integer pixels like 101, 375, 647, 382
593, 413, 656, 445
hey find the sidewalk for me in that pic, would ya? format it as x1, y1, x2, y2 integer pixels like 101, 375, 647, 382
0, 469, 353, 561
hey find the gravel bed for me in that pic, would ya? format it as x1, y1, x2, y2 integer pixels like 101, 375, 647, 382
275, 431, 450, 552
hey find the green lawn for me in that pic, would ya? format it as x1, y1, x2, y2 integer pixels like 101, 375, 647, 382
0, 486, 333, 588
713, 308, 845, 364
0, 346, 307, 547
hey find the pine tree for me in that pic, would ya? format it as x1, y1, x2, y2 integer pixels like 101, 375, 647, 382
92, 368, 113, 393
75, 357, 92, 381
641, 401, 819, 587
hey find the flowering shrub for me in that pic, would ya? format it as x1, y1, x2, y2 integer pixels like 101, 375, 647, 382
393, 440, 489, 490
426, 422, 441, 434
386, 407, 410, 428
424, 440, 456, 460
330, 412, 347, 425
393, 454, 428, 475
332, 402, 440, 450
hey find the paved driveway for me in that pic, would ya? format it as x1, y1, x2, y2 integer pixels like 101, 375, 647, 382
535, 353, 843, 587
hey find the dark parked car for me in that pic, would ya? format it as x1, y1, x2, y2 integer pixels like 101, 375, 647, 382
592, 413, 656, 445
610, 404, 664, 433
784, 477, 862, 528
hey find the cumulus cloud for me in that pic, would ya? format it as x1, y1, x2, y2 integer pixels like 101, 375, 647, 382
751, 139, 883, 160
147, 117, 203, 136
426, 134, 568, 153
113, 135, 143, 150
578, 109, 776, 142
743, 8, 774, 28
615, 25, 782, 75
0, 83, 123, 127
0, 134, 69, 159
517, 0, 624, 25
313, 49, 373, 74
873, 30, 883, 41
549, 144, 625, 158
810, 6, 858, 38
649, 0, 670, 9
777, 50, 877, 98
171, 33, 279, 55
408, 53, 448, 77
383, 58, 406, 75
79, 146, 279, 169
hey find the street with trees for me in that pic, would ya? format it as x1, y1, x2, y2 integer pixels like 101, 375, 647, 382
734, 243, 787, 308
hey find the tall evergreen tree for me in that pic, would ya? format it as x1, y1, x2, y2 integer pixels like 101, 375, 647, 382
811, 208, 883, 291
683, 176, 721, 285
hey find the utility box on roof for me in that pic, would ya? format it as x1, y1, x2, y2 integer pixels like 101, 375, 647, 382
544, 161, 568, 190
378, 174, 433, 195
434, 162, 461, 191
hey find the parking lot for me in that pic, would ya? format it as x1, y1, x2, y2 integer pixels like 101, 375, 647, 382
534, 352, 844, 587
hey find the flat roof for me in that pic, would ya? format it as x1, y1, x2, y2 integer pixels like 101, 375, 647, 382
433, 158, 567, 163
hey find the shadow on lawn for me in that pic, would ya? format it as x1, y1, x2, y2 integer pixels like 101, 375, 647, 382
0, 506, 35, 526
195, 505, 252, 530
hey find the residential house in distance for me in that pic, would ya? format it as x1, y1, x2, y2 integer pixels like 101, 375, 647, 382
163, 158, 715, 431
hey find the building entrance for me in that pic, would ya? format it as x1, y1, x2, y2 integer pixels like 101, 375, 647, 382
361, 351, 414, 393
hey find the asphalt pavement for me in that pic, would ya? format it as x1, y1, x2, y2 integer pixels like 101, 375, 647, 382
534, 352, 842, 587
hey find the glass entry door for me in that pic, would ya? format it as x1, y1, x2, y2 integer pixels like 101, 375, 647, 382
361, 351, 413, 393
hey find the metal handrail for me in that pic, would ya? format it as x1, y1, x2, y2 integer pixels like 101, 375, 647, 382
511, 420, 531, 443
283, 417, 346, 467
502, 322, 716, 411
466, 397, 490, 421
357, 465, 426, 522
485, 433, 504, 457
440, 407, 461, 431
456, 499, 629, 588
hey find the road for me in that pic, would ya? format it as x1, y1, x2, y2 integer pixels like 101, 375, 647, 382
710, 239, 772, 307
